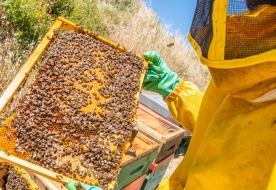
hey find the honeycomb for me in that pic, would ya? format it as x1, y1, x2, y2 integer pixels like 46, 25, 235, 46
5, 164, 32, 190
0, 30, 146, 190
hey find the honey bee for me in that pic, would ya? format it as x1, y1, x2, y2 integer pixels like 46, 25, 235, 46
47, 36, 53, 41
4, 133, 10, 139
56, 174, 63, 180
3, 150, 11, 156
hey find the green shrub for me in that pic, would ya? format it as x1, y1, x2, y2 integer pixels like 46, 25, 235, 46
1, 0, 50, 46
69, 0, 109, 37
115, 0, 133, 11
1, 0, 108, 47
43, 0, 74, 18
101, 0, 137, 27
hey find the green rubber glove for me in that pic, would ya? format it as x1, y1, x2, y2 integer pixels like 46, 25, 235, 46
67, 180, 102, 190
142, 51, 179, 98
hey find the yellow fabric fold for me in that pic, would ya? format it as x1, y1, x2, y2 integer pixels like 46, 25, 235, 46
164, 79, 203, 132
158, 79, 276, 190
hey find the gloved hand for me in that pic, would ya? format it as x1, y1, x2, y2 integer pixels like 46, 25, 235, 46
142, 51, 179, 98
67, 180, 102, 190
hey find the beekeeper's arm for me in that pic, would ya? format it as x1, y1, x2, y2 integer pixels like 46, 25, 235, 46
143, 51, 203, 132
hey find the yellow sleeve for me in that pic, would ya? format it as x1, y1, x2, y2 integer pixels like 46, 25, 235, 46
164, 79, 203, 132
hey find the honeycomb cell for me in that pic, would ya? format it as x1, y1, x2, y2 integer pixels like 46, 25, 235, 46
0, 30, 146, 190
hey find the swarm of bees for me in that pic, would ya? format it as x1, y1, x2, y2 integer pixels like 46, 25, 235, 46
5, 164, 31, 190
4, 30, 146, 189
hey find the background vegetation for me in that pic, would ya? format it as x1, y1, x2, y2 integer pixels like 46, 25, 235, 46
0, 0, 209, 98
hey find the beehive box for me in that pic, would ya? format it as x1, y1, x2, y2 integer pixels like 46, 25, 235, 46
0, 162, 39, 190
114, 133, 158, 190
0, 17, 147, 190
141, 153, 174, 190
136, 103, 189, 163
121, 173, 147, 190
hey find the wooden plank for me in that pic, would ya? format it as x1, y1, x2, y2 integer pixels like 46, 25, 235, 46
121, 133, 159, 167
136, 105, 189, 163
27, 172, 49, 190
150, 153, 174, 171
136, 105, 187, 142
136, 121, 166, 143
0, 20, 63, 114
115, 150, 157, 190
36, 175, 63, 190
26, 172, 78, 190
154, 137, 182, 163
0, 151, 71, 185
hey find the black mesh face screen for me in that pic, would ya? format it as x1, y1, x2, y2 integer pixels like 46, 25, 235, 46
190, 0, 214, 58
225, 0, 276, 60
227, 0, 248, 14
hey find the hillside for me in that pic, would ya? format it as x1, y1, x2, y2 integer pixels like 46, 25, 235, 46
0, 0, 210, 97
97, 0, 210, 89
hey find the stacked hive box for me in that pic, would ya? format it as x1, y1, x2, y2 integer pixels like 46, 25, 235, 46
111, 133, 158, 189
136, 103, 190, 163
141, 153, 174, 190
136, 103, 190, 190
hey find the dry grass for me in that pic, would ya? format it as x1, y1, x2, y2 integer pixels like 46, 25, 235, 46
0, 9, 37, 121
94, 0, 210, 91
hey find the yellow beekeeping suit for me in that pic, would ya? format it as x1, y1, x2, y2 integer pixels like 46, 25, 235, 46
157, 4, 276, 190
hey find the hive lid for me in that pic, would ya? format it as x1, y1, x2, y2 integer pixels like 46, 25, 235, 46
136, 104, 190, 143
121, 133, 159, 167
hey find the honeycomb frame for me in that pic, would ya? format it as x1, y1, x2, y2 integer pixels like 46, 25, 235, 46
0, 17, 147, 190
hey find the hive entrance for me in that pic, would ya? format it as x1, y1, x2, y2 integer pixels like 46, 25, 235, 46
0, 30, 146, 190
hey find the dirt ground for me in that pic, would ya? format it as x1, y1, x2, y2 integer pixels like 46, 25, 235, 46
162, 154, 184, 180
162, 138, 190, 180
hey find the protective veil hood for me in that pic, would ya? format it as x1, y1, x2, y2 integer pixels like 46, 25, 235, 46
189, 0, 276, 102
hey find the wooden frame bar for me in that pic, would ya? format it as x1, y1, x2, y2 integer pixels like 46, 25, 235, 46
0, 20, 62, 114
0, 17, 147, 185
0, 151, 71, 184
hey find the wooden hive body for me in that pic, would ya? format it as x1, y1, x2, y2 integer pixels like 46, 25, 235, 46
114, 133, 158, 190
141, 153, 174, 190
136, 103, 190, 163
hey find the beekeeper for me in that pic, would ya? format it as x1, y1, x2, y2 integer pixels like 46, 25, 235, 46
143, 0, 276, 189
68, 0, 276, 189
